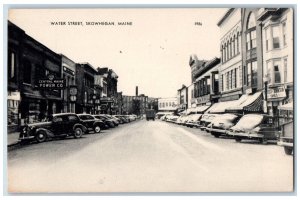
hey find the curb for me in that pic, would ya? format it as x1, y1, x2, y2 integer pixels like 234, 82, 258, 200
7, 141, 21, 151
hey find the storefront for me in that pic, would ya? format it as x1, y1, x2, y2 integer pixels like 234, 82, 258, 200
7, 91, 21, 132
226, 92, 263, 114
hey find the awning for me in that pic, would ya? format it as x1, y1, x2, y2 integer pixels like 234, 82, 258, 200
278, 102, 293, 111
156, 112, 173, 115
226, 92, 263, 113
206, 100, 241, 114
195, 105, 210, 113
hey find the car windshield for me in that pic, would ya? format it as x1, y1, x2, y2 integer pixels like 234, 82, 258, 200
233, 114, 264, 131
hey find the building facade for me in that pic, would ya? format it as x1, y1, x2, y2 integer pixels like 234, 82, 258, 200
8, 21, 63, 131
75, 63, 98, 114
177, 85, 188, 112
61, 54, 76, 113
189, 57, 221, 114
217, 8, 243, 102
258, 8, 294, 117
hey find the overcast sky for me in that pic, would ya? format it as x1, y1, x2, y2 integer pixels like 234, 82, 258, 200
9, 8, 227, 98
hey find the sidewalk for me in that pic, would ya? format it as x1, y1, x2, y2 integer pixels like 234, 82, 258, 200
7, 132, 20, 146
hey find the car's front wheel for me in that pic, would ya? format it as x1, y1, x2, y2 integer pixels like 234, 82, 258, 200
94, 125, 101, 133
36, 131, 47, 143
235, 138, 242, 142
74, 127, 83, 139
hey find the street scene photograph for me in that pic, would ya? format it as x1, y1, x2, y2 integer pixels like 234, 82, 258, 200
6, 7, 294, 193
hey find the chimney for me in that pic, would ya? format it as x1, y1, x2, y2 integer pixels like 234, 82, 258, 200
136, 86, 138, 96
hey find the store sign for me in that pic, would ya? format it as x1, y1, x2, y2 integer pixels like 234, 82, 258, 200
38, 74, 65, 89
8, 91, 21, 101
101, 97, 114, 103
267, 86, 286, 99
195, 95, 210, 104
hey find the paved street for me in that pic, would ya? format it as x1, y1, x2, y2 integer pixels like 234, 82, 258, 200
8, 120, 293, 193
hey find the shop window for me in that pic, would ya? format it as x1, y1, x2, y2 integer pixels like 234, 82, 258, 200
272, 26, 280, 49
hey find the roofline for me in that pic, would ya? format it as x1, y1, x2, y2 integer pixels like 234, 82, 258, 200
217, 8, 235, 26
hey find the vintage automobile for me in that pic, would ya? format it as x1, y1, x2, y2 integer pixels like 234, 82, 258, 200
185, 114, 203, 128
176, 115, 186, 125
104, 115, 120, 126
206, 113, 240, 138
277, 102, 294, 155
226, 114, 280, 144
115, 115, 130, 123
93, 115, 115, 128
19, 113, 87, 143
199, 114, 220, 131
77, 114, 106, 133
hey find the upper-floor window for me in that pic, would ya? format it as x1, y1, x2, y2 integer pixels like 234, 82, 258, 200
23, 60, 32, 84
265, 27, 271, 51
282, 22, 287, 46
246, 13, 257, 51
247, 61, 257, 87
8, 52, 15, 79
272, 25, 280, 49
284, 58, 288, 83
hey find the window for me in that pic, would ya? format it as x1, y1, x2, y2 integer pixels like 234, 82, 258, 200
224, 46, 227, 62
221, 74, 224, 92
53, 117, 63, 122
229, 40, 232, 58
229, 71, 232, 89
246, 61, 257, 87
265, 28, 271, 51
233, 69, 237, 89
233, 36, 236, 56
8, 52, 15, 78
236, 34, 239, 53
274, 60, 281, 83
23, 60, 32, 84
267, 61, 272, 84
246, 13, 257, 51
226, 72, 229, 90
247, 63, 252, 86
282, 22, 287, 46
68, 115, 78, 121
207, 77, 211, 94
272, 26, 280, 49
284, 58, 288, 82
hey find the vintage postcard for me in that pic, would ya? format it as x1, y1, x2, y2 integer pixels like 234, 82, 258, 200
6, 7, 294, 193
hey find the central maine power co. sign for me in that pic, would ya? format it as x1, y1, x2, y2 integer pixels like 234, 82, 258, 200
37, 74, 65, 89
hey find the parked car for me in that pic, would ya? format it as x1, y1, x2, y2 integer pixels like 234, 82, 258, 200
19, 113, 87, 143
77, 114, 106, 133
199, 114, 220, 130
93, 115, 115, 128
116, 115, 130, 123
226, 114, 280, 144
206, 113, 240, 138
185, 114, 203, 128
104, 115, 119, 126
278, 121, 293, 155
176, 115, 186, 125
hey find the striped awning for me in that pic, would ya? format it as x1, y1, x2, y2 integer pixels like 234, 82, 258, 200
226, 92, 263, 113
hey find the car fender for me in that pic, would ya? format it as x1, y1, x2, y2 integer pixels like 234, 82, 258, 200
73, 124, 87, 133
36, 127, 54, 137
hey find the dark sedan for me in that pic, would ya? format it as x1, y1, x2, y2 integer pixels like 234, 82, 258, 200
77, 114, 106, 133
93, 115, 115, 128
19, 113, 87, 143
